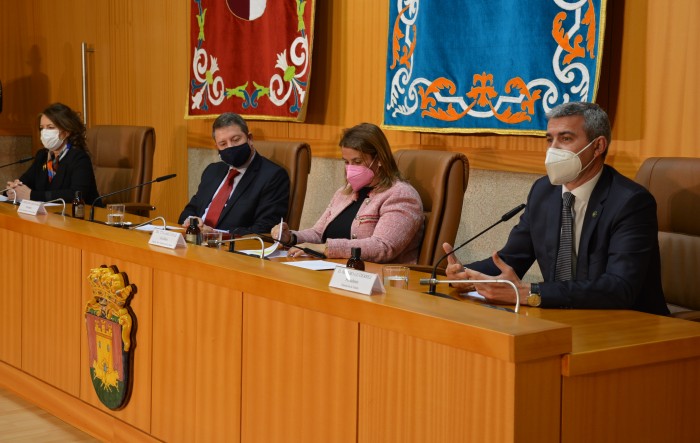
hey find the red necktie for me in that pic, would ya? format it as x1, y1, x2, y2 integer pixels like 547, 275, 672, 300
204, 169, 239, 228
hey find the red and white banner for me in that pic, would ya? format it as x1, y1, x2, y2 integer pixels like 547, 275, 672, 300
188, 0, 315, 121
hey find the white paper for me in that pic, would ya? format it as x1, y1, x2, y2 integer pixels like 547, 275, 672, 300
283, 260, 338, 271
462, 290, 486, 301
328, 267, 385, 295
148, 229, 187, 249
17, 200, 47, 215
134, 224, 183, 232
240, 241, 281, 258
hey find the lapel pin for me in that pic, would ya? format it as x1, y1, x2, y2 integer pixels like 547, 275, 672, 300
592, 210, 599, 218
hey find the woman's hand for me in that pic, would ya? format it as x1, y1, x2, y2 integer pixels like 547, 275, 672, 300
271, 222, 291, 244
287, 243, 325, 258
11, 184, 31, 201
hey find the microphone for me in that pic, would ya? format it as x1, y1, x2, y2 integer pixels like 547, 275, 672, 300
0, 156, 33, 169
1, 188, 19, 205
231, 228, 327, 259
89, 173, 176, 222
426, 203, 526, 298
45, 198, 66, 216
418, 278, 521, 313
130, 216, 167, 230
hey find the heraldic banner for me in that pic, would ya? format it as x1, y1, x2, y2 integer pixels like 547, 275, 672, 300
384, 0, 607, 134
189, 0, 315, 121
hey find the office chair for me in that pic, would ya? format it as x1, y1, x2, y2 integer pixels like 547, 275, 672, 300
394, 149, 469, 271
87, 125, 156, 216
254, 140, 311, 231
635, 157, 700, 321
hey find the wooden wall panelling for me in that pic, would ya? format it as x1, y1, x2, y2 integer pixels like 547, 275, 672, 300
79, 252, 154, 434
0, 229, 23, 367
561, 357, 700, 443
357, 324, 561, 443
151, 270, 243, 443
20, 234, 82, 396
241, 293, 359, 443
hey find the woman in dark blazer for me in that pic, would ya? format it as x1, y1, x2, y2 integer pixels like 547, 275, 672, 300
5, 102, 99, 204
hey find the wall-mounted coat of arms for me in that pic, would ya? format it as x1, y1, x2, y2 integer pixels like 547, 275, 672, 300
85, 265, 137, 410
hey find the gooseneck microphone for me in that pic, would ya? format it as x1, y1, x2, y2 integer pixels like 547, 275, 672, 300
0, 156, 33, 168
425, 203, 526, 298
89, 173, 176, 222
231, 228, 327, 259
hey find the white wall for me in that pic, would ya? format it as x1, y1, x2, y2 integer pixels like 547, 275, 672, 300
188, 149, 543, 281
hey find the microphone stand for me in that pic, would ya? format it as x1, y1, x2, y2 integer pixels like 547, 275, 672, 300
426, 203, 526, 298
89, 173, 176, 222
129, 216, 167, 230
0, 156, 33, 168
45, 198, 66, 216
419, 278, 521, 313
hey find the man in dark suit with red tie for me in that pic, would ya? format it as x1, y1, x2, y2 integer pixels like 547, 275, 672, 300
178, 113, 289, 235
443, 102, 669, 315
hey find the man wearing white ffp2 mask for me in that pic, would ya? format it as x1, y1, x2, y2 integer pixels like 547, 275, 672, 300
442, 102, 668, 316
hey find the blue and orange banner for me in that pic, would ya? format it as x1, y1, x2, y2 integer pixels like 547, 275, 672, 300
384, 0, 607, 134
188, 0, 315, 121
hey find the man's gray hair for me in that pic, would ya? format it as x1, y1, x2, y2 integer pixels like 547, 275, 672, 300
546, 102, 611, 146
211, 113, 250, 139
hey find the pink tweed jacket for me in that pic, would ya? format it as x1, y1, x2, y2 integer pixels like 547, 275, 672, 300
294, 180, 424, 263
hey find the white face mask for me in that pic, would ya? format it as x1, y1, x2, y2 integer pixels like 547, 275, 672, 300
41, 128, 64, 151
544, 137, 598, 185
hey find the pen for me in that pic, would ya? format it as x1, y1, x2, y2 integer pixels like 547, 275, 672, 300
277, 217, 283, 243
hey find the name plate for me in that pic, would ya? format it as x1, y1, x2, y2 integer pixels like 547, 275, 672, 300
329, 267, 385, 295
149, 229, 187, 249
17, 200, 47, 216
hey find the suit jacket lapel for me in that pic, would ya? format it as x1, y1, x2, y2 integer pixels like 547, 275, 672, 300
577, 165, 612, 278
217, 154, 262, 224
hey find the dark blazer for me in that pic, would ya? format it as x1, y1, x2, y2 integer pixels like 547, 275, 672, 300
178, 153, 289, 234
468, 165, 669, 315
18, 147, 99, 203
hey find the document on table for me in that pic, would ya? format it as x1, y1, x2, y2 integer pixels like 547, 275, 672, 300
282, 260, 339, 271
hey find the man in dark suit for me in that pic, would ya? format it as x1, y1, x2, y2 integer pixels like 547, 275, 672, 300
444, 102, 669, 315
178, 113, 289, 235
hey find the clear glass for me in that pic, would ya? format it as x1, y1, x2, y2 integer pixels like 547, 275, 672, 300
202, 231, 223, 248
106, 204, 126, 226
382, 265, 410, 290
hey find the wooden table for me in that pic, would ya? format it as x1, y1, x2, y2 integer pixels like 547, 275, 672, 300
0, 203, 698, 442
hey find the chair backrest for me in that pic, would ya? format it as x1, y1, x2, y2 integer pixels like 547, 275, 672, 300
254, 140, 311, 231
87, 125, 155, 205
635, 157, 700, 313
394, 149, 469, 267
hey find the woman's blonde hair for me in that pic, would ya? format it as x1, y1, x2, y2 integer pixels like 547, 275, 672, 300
339, 123, 403, 193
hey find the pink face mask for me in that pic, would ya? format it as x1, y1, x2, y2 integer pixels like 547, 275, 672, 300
345, 158, 376, 192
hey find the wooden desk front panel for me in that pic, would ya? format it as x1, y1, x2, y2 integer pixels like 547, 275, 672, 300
242, 293, 359, 443
358, 324, 562, 443
562, 356, 700, 443
151, 270, 243, 443
21, 234, 82, 396
0, 229, 22, 367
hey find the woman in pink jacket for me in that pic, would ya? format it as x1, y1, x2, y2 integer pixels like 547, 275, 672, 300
272, 123, 424, 264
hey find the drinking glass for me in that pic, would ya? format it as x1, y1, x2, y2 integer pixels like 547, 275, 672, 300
202, 231, 223, 248
106, 204, 126, 226
382, 265, 410, 290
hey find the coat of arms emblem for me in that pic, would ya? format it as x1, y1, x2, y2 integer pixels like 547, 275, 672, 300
85, 265, 137, 410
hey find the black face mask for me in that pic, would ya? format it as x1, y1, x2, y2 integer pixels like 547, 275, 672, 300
219, 142, 251, 167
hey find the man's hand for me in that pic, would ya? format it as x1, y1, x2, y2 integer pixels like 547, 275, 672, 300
463, 252, 528, 305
